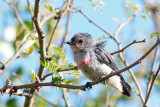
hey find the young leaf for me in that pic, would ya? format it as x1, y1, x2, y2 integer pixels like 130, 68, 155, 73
26, 35, 38, 41
150, 32, 159, 38
125, 1, 139, 12
52, 45, 66, 61
154, 79, 159, 85
44, 5, 56, 14
52, 75, 64, 84
40, 59, 57, 74
19, 46, 35, 58
30, 69, 35, 81
16, 25, 25, 50
72, 69, 81, 75
143, 8, 152, 17
97, 35, 106, 40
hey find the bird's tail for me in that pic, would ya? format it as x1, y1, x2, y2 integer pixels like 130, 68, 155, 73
121, 79, 131, 97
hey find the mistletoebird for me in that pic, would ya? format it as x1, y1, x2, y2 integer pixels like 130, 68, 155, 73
66, 33, 131, 96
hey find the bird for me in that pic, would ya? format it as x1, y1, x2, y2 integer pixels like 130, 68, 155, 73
65, 33, 131, 96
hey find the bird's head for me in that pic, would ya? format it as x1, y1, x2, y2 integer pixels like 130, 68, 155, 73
65, 33, 96, 51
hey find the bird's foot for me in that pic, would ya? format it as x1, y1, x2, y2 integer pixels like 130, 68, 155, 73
82, 82, 92, 91
99, 76, 106, 84
99, 76, 105, 81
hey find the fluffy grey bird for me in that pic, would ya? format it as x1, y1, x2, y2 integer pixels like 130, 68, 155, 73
66, 33, 131, 96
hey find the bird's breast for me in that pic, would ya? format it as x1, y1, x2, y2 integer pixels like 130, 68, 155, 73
74, 51, 112, 81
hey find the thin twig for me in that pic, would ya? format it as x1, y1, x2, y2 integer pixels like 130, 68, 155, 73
46, 19, 60, 54
111, 39, 146, 55
35, 93, 58, 107
5, 0, 30, 32
117, 39, 145, 103
143, 64, 160, 107
146, 37, 159, 95
61, 11, 72, 49
146, 4, 160, 95
42, 67, 77, 80
27, 0, 33, 17
113, 9, 145, 103
118, 53, 145, 103
76, 8, 114, 39
114, 9, 140, 37
40, 13, 55, 26
46, 0, 70, 54
1, 38, 159, 92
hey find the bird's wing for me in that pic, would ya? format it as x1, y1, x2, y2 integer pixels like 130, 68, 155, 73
94, 42, 131, 96
94, 47, 119, 71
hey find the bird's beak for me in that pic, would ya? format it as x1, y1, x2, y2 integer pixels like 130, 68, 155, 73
65, 41, 76, 45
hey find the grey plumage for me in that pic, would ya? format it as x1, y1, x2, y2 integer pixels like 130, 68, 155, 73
66, 33, 131, 97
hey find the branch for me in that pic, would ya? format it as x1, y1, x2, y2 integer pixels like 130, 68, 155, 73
23, 0, 46, 106
146, 37, 159, 95
5, 0, 30, 32
146, 3, 160, 96
111, 39, 146, 55
74, 8, 114, 39
143, 64, 160, 107
42, 67, 77, 80
61, 10, 72, 49
1, 38, 159, 93
33, 0, 46, 79
114, 9, 140, 37
27, 0, 33, 17
35, 93, 58, 107
46, 0, 70, 54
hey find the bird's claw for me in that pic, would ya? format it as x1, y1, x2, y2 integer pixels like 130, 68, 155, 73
82, 82, 92, 91
99, 76, 106, 84
99, 76, 105, 81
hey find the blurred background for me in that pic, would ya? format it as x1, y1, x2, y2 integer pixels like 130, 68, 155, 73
0, 0, 160, 107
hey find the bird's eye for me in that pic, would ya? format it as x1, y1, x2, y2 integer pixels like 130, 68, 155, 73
78, 39, 83, 43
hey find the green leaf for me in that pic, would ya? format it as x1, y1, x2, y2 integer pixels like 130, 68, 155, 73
6, 99, 18, 107
28, 46, 34, 55
52, 75, 64, 84
141, 15, 147, 20
125, 1, 139, 12
143, 8, 152, 17
154, 79, 159, 85
97, 1, 105, 7
35, 98, 46, 107
15, 25, 25, 50
40, 59, 57, 74
132, 90, 138, 94
150, 32, 159, 38
72, 69, 81, 75
26, 35, 38, 41
19, 46, 35, 58
97, 35, 106, 40
52, 45, 66, 61
16, 67, 23, 75
24, 21, 34, 31
30, 69, 35, 81
44, 5, 56, 14
33, 42, 39, 49
63, 80, 72, 85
